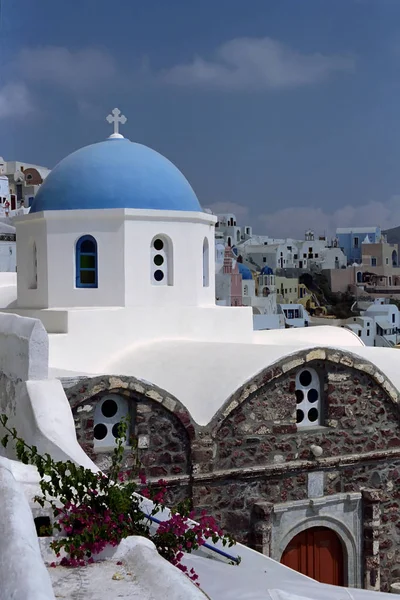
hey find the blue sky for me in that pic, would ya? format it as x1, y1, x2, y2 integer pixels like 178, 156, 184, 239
2, 0, 400, 236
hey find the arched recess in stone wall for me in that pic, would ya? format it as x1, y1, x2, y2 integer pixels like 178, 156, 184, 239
210, 347, 400, 434
276, 515, 360, 587
65, 376, 196, 495
66, 375, 196, 437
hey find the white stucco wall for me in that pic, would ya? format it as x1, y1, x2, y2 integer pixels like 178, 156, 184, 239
112, 537, 209, 599
364, 304, 399, 328
215, 271, 231, 304
124, 211, 216, 307
0, 240, 16, 272
44, 304, 254, 373
320, 247, 347, 269
16, 215, 48, 308
0, 312, 96, 469
15, 208, 216, 309
0, 175, 10, 198
0, 312, 48, 386
0, 456, 55, 600
1, 377, 99, 469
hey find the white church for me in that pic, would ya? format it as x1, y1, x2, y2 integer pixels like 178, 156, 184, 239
1, 110, 400, 599
1, 110, 361, 408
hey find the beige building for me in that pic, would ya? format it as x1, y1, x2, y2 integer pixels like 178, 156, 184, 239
276, 275, 300, 303
362, 239, 398, 268
326, 238, 400, 297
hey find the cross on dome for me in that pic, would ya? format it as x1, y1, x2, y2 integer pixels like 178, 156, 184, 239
106, 108, 127, 139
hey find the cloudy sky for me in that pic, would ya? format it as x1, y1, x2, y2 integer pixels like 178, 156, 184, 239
2, 0, 400, 237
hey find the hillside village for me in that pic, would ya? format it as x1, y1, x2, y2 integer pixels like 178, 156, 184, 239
2, 154, 400, 349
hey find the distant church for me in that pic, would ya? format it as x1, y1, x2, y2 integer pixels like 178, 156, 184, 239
2, 109, 400, 593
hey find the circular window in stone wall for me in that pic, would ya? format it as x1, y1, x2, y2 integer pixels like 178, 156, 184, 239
295, 368, 321, 427
295, 390, 304, 403
101, 399, 118, 418
307, 388, 319, 403
299, 370, 312, 387
93, 394, 130, 449
94, 423, 107, 440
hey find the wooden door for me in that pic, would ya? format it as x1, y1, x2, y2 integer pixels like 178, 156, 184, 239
281, 527, 344, 586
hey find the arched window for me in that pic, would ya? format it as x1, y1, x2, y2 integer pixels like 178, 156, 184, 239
295, 368, 321, 427
93, 394, 130, 449
76, 235, 98, 288
29, 242, 38, 290
203, 237, 209, 287
356, 271, 362, 284
227, 237, 232, 247
151, 235, 173, 286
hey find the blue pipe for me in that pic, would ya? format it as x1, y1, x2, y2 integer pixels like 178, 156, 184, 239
145, 513, 240, 564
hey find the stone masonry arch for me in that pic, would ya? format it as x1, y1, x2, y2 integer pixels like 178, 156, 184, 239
273, 505, 362, 588
65, 374, 197, 440
210, 347, 400, 435
64, 374, 197, 504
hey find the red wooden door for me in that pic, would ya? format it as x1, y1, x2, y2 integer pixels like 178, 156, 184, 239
281, 527, 344, 586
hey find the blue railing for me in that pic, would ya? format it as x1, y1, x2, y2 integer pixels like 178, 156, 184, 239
145, 513, 241, 564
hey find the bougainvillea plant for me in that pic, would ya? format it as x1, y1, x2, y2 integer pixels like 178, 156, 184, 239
0, 414, 237, 583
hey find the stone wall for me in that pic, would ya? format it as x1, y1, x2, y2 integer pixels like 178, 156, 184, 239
213, 358, 400, 470
201, 350, 400, 592
65, 350, 400, 592
66, 375, 194, 505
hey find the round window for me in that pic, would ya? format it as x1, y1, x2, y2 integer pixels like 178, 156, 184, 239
154, 270, 164, 282
94, 423, 108, 440
153, 239, 164, 251
295, 367, 321, 427
101, 399, 118, 418
112, 422, 121, 438
93, 394, 130, 448
153, 254, 164, 266
308, 389, 319, 403
299, 370, 312, 387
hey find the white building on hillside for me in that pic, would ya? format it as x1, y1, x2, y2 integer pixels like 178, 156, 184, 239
0, 222, 16, 272
343, 299, 400, 347
0, 155, 50, 210
278, 303, 310, 328
214, 213, 253, 246
232, 228, 346, 272
295, 231, 346, 270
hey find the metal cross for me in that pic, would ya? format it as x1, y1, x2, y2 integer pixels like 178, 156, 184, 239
106, 108, 127, 135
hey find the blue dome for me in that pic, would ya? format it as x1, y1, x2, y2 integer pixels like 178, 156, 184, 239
261, 265, 273, 275
30, 137, 202, 213
238, 263, 253, 280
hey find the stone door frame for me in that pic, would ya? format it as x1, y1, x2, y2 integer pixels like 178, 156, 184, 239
270, 492, 362, 588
